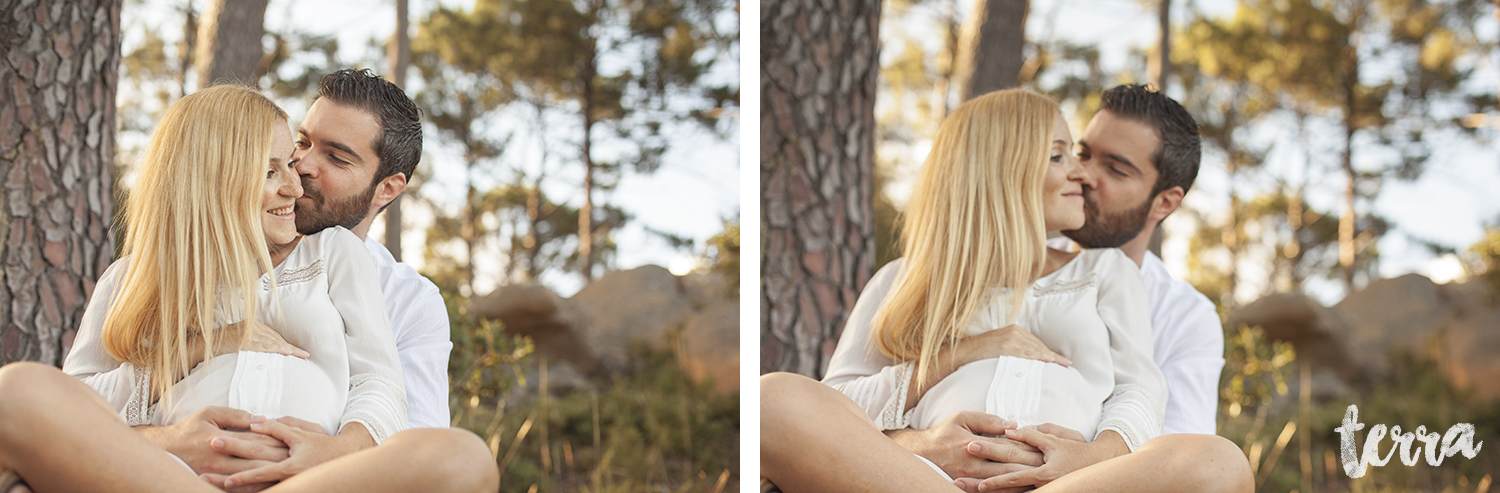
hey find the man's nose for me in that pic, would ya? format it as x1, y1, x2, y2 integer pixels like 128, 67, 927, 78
1074, 159, 1099, 190
294, 152, 317, 178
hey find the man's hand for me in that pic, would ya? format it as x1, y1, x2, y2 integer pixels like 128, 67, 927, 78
971, 427, 1129, 491
213, 418, 374, 489
886, 411, 1041, 481
136, 406, 290, 477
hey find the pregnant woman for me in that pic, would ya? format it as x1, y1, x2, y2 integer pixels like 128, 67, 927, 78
0, 85, 496, 492
761, 89, 1252, 492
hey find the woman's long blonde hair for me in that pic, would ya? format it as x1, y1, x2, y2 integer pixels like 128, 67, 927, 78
103, 84, 287, 401
871, 89, 1059, 389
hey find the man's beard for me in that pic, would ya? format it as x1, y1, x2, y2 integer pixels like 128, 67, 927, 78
1062, 192, 1153, 249
295, 180, 376, 235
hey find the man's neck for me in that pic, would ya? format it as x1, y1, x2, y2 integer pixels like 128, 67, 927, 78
1116, 222, 1157, 268
349, 213, 376, 240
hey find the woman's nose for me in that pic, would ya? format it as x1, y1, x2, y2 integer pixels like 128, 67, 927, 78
281, 172, 303, 197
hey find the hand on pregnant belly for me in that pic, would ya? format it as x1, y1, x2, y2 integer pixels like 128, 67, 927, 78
955, 325, 1072, 368
216, 320, 310, 359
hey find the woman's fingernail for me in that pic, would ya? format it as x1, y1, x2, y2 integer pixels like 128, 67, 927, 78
968, 441, 982, 453
212, 437, 224, 449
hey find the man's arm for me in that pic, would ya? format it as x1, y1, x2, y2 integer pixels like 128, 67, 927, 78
392, 286, 453, 428
1156, 287, 1226, 435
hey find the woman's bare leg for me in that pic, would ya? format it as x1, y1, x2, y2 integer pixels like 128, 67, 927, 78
264, 428, 498, 493
761, 372, 961, 493
0, 362, 496, 493
1030, 434, 1253, 493
0, 362, 222, 493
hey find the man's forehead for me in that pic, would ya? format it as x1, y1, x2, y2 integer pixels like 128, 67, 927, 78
1084, 110, 1159, 171
300, 100, 379, 148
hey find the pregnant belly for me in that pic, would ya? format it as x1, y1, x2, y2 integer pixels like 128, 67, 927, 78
157, 351, 343, 434
908, 356, 1102, 440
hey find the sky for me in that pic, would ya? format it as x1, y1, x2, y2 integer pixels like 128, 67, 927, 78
120, 0, 741, 297
878, 0, 1500, 305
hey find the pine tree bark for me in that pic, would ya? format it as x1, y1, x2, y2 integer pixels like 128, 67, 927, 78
761, 0, 881, 377
957, 0, 1027, 100
0, 0, 120, 365
194, 0, 268, 87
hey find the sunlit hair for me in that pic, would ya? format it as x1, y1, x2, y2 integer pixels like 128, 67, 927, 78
870, 89, 1058, 389
103, 84, 288, 401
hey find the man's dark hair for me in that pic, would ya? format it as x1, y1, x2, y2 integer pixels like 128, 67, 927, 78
314, 68, 423, 186
1098, 84, 1201, 198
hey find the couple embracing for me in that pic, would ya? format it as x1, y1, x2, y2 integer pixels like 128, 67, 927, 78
0, 71, 498, 492
763, 86, 1256, 492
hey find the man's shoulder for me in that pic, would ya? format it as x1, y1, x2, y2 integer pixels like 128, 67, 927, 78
362, 237, 443, 301
1141, 253, 1221, 343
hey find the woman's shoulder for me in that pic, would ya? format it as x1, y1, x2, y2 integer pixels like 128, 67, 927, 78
300, 226, 365, 255
1036, 247, 1134, 286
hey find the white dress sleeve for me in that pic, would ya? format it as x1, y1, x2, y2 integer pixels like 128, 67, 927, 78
822, 259, 917, 431
1092, 249, 1168, 451
62, 259, 156, 425
323, 228, 409, 443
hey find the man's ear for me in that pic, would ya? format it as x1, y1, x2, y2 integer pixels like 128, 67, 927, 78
1148, 186, 1184, 223
372, 173, 408, 211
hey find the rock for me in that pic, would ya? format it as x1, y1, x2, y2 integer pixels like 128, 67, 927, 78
680, 271, 731, 310
1228, 293, 1363, 382
571, 265, 694, 372
1333, 274, 1448, 374
471, 264, 739, 385
679, 300, 739, 395
1231, 274, 1500, 401
468, 283, 599, 374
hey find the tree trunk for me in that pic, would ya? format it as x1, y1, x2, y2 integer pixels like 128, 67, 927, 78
177, 2, 196, 97
957, 0, 1027, 100
194, 0, 268, 87
0, 0, 120, 366
1150, 0, 1172, 90
383, 0, 410, 262
578, 47, 598, 283
761, 0, 881, 377
1337, 3, 1367, 293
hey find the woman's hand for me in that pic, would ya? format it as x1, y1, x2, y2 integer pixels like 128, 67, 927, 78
953, 325, 1072, 368
215, 417, 369, 489
217, 320, 311, 359
968, 427, 1128, 491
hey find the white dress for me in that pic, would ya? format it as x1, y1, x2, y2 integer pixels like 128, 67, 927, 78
823, 248, 1166, 452
63, 227, 409, 444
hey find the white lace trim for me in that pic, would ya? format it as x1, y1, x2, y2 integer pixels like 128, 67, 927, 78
345, 373, 409, 443
877, 362, 913, 431
1098, 383, 1166, 452
124, 364, 154, 426
1032, 273, 1098, 297
262, 259, 325, 290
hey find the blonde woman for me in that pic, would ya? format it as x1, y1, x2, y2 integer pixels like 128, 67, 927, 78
0, 85, 496, 492
761, 90, 1251, 492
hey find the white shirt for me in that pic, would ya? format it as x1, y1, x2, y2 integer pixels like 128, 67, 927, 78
64, 228, 409, 443
364, 237, 453, 429
824, 249, 1167, 452
1049, 238, 1224, 434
